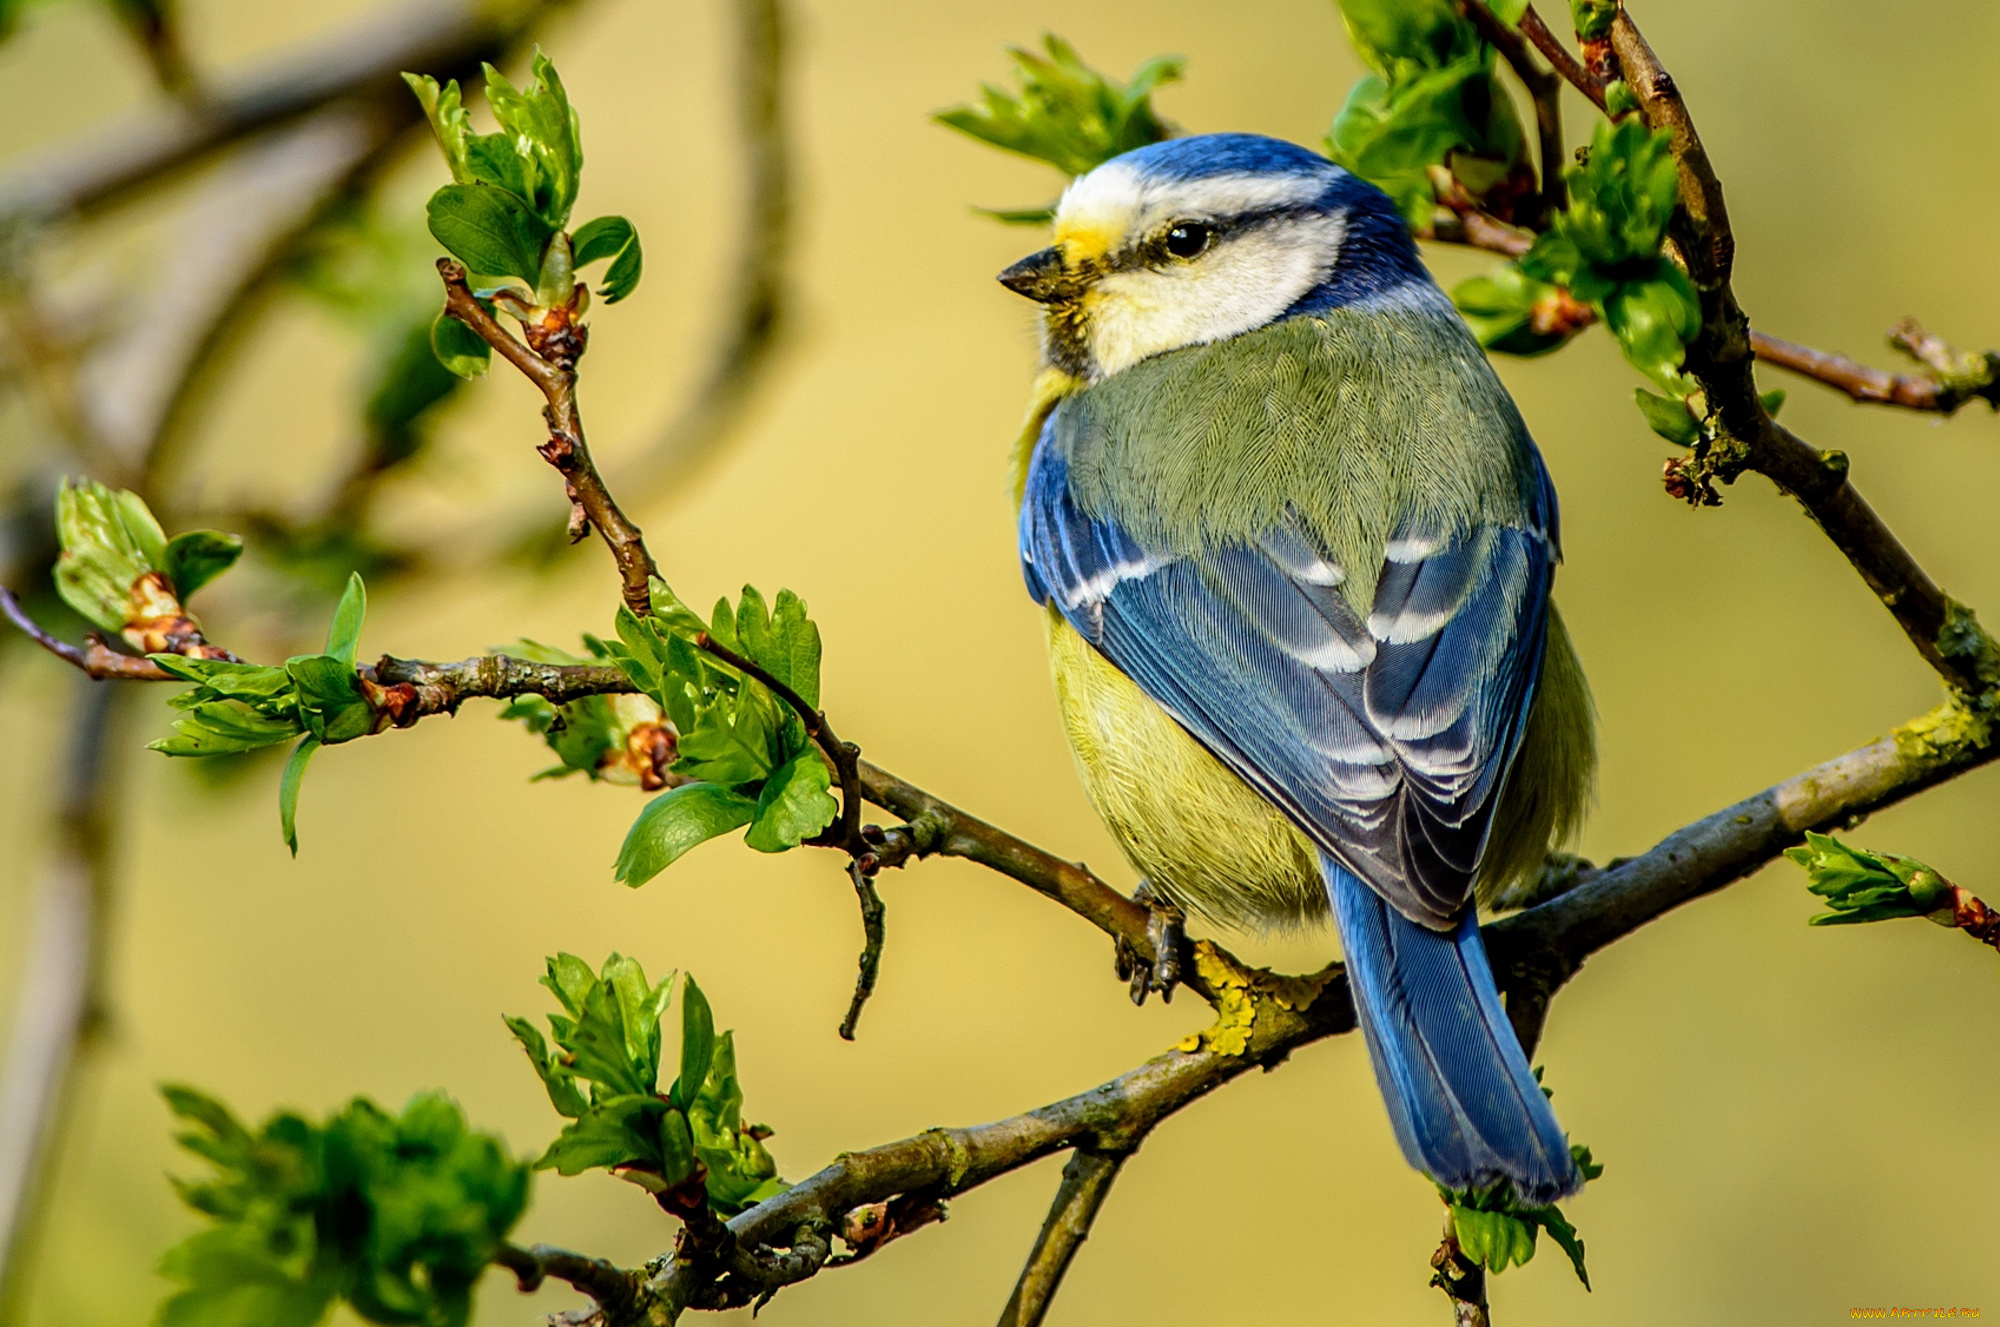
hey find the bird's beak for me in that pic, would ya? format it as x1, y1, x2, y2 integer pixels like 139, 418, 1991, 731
997, 246, 1073, 304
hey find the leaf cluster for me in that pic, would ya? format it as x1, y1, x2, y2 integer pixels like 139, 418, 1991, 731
53, 478, 240, 634
157, 1086, 529, 1327
1786, 830, 1955, 926
405, 52, 642, 376
1326, 0, 1530, 227
1460, 116, 1697, 399
934, 35, 1183, 222
506, 954, 786, 1214
495, 638, 666, 785
596, 580, 837, 886
1442, 1143, 1602, 1288
150, 573, 373, 853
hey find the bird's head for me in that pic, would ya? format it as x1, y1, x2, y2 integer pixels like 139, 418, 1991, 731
998, 133, 1428, 381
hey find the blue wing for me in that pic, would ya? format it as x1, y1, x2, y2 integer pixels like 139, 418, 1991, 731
1021, 432, 1556, 929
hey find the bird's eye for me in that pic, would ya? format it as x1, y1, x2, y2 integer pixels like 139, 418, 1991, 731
1164, 222, 1213, 260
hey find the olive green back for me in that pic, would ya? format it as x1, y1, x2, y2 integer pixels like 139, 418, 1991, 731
1052, 302, 1548, 612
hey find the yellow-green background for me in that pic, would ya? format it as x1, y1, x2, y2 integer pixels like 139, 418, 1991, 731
2, 0, 1997, 1322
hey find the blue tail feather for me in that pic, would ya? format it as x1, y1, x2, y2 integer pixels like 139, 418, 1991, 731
1324, 857, 1579, 1205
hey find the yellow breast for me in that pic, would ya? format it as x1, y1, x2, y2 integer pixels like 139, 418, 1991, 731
1043, 607, 1326, 930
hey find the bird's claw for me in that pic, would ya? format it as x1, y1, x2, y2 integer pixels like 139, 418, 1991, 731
1114, 880, 1184, 1006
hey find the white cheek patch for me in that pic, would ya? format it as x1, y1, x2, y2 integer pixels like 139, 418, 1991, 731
1084, 212, 1346, 378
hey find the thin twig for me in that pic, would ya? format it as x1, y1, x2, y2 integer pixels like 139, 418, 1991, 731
997, 1148, 1129, 1327
837, 861, 886, 1041
436, 260, 659, 616
1518, 5, 1606, 109
1430, 1208, 1492, 1327
0, 589, 175, 680
1460, 0, 1566, 218
493, 1242, 639, 1314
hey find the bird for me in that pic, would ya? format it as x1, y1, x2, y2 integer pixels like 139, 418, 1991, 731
1000, 132, 1596, 1205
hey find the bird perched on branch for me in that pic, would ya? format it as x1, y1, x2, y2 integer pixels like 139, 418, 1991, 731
1001, 133, 1596, 1205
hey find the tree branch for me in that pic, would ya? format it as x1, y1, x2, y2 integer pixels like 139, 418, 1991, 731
997, 1148, 1129, 1327
1589, 10, 2000, 698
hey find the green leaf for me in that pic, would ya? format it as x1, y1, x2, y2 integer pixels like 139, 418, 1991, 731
536, 1095, 667, 1175
152, 704, 305, 758
1603, 265, 1700, 391
540, 952, 598, 1019
1633, 388, 1700, 445
672, 975, 716, 1112
1451, 264, 1578, 357
480, 52, 583, 229
614, 782, 758, 886
162, 532, 244, 602
672, 682, 782, 787
1570, 0, 1617, 40
744, 750, 837, 852
1452, 1205, 1538, 1272
736, 586, 822, 709
52, 477, 170, 631
1787, 830, 1952, 925
278, 738, 318, 857
658, 1109, 697, 1187
1528, 1205, 1591, 1289
504, 1015, 590, 1118
285, 655, 372, 744
425, 183, 553, 284
688, 1031, 787, 1214
571, 215, 643, 304
935, 35, 1183, 179
324, 573, 366, 667
430, 307, 492, 379
403, 72, 473, 182
1760, 387, 1787, 417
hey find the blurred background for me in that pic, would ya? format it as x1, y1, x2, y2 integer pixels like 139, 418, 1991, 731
0, 0, 1996, 1323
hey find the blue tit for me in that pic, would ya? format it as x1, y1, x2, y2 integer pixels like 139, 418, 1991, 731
999, 134, 1596, 1205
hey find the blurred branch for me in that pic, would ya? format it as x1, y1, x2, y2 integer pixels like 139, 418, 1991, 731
616, 0, 792, 502
0, 0, 561, 224
998, 1147, 1129, 1327
107, 0, 202, 102
0, 683, 130, 1326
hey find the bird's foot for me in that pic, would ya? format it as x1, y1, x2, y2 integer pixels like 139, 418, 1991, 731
1113, 880, 1185, 1006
